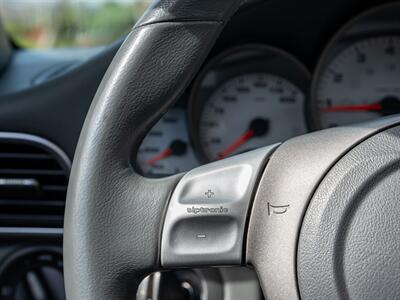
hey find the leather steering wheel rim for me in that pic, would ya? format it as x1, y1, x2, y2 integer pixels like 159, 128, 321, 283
64, 1, 243, 299
64, 1, 400, 299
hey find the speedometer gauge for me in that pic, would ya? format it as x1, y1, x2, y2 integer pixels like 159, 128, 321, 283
189, 45, 310, 162
313, 36, 400, 128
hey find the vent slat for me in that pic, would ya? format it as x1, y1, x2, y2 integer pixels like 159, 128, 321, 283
0, 169, 65, 176
0, 214, 64, 227
0, 199, 65, 206
41, 185, 68, 192
0, 153, 52, 159
0, 135, 69, 228
0, 214, 63, 220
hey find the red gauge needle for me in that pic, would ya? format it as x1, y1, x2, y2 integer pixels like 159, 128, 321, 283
321, 96, 400, 115
147, 148, 173, 165
147, 140, 187, 166
322, 103, 383, 112
218, 129, 254, 159
218, 118, 269, 160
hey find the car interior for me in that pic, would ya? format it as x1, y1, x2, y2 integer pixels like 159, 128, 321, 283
0, 0, 400, 299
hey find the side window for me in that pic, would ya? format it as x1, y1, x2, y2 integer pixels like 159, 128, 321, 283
0, 0, 151, 49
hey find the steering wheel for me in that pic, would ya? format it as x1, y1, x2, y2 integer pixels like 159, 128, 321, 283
63, 1, 400, 299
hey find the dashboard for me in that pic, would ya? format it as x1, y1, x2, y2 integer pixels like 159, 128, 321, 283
136, 2, 400, 177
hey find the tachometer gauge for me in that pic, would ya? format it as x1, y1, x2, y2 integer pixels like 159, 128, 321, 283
313, 36, 400, 128
189, 45, 310, 162
199, 73, 305, 161
136, 109, 198, 176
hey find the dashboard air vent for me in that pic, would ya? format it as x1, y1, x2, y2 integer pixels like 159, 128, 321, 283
0, 133, 70, 228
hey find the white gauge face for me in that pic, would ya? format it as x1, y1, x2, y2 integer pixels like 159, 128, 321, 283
315, 36, 400, 128
137, 109, 199, 176
199, 73, 307, 161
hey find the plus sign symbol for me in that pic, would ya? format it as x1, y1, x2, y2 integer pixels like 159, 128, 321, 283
205, 189, 214, 198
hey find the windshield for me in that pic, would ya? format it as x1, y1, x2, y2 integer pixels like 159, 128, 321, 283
0, 0, 151, 49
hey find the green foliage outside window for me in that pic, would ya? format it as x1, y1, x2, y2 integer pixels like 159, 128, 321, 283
0, 0, 151, 48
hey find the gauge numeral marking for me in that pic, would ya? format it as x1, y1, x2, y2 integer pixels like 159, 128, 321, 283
202, 121, 218, 128
254, 81, 267, 88
327, 68, 344, 84
148, 131, 163, 137
280, 97, 296, 103
386, 39, 396, 55
163, 117, 178, 124
142, 147, 159, 153
223, 96, 237, 102
214, 107, 225, 115
334, 73, 343, 83
209, 138, 222, 145
237, 86, 250, 93
355, 47, 366, 64
270, 87, 284, 94
357, 53, 366, 63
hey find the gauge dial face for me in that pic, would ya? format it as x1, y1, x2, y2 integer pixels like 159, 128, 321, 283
137, 109, 198, 176
314, 36, 400, 128
198, 73, 306, 161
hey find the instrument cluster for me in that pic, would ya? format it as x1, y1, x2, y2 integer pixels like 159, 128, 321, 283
135, 3, 400, 177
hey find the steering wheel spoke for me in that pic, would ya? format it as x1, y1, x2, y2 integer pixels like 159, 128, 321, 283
161, 144, 278, 268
